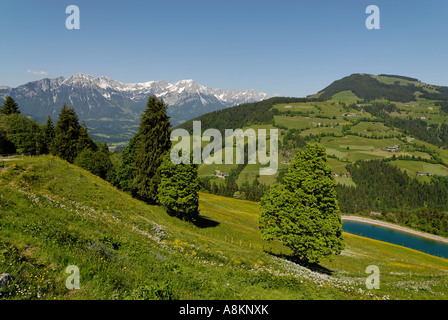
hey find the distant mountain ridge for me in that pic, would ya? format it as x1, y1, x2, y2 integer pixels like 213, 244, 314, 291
0, 74, 268, 146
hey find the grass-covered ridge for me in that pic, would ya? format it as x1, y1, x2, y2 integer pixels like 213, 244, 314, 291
1, 156, 448, 300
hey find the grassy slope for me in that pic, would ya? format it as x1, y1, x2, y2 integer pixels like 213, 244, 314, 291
1, 156, 448, 300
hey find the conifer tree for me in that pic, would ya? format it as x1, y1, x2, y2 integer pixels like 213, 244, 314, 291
0, 96, 20, 115
116, 132, 140, 194
43, 115, 55, 154
51, 105, 82, 162
76, 121, 97, 154
259, 143, 345, 264
45, 115, 55, 141
132, 95, 171, 204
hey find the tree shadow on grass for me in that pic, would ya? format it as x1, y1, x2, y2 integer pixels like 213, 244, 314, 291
165, 210, 220, 228
192, 214, 220, 229
268, 251, 335, 276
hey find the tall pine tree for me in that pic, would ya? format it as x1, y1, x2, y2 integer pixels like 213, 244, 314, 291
132, 95, 172, 204
51, 105, 95, 162
43, 115, 55, 154
116, 132, 140, 195
76, 121, 97, 154
1, 96, 20, 115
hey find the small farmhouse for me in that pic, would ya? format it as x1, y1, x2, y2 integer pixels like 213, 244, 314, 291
385, 145, 400, 152
215, 170, 229, 179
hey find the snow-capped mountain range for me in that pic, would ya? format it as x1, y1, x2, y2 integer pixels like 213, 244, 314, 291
0, 74, 269, 146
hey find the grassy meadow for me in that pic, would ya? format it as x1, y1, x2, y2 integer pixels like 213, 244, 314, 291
1, 156, 448, 300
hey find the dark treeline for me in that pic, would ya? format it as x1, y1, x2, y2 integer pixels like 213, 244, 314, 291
337, 159, 448, 236
176, 97, 324, 134
420, 86, 448, 100
200, 167, 269, 202
337, 159, 448, 212
0, 96, 48, 155
377, 74, 420, 82
280, 129, 308, 151
436, 100, 448, 114
363, 101, 448, 147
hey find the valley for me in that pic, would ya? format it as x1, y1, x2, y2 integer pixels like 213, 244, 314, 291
183, 74, 448, 199
0, 74, 268, 149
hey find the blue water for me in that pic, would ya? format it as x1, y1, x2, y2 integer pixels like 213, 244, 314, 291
342, 220, 448, 259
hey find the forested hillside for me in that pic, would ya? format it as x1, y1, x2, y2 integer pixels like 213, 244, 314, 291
176, 97, 323, 133
182, 74, 448, 239
316, 74, 419, 102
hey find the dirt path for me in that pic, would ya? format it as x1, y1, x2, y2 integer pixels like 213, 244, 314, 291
341, 215, 448, 244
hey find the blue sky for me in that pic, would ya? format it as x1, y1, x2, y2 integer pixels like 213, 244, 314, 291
1, 0, 447, 97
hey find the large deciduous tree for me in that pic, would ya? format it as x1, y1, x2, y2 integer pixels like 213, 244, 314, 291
259, 143, 344, 264
158, 153, 200, 221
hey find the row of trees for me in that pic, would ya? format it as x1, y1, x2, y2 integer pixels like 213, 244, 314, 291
363, 101, 448, 147
115, 95, 201, 221
200, 172, 269, 202
0, 96, 117, 183
1, 95, 202, 222
0, 96, 49, 155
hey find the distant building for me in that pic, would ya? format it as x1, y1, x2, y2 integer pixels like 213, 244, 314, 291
284, 105, 294, 109
370, 211, 382, 217
215, 170, 229, 179
417, 171, 426, 176
385, 145, 400, 152
331, 172, 339, 177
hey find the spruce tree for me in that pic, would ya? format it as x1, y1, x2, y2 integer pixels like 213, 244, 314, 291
76, 121, 97, 154
259, 143, 345, 264
51, 105, 82, 162
116, 132, 140, 194
43, 115, 55, 154
132, 95, 171, 204
0, 96, 20, 115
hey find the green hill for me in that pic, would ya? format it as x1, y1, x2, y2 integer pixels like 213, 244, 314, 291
178, 74, 448, 222
314, 73, 448, 102
1, 155, 448, 300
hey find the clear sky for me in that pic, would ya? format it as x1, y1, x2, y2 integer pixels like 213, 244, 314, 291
1, 0, 447, 97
